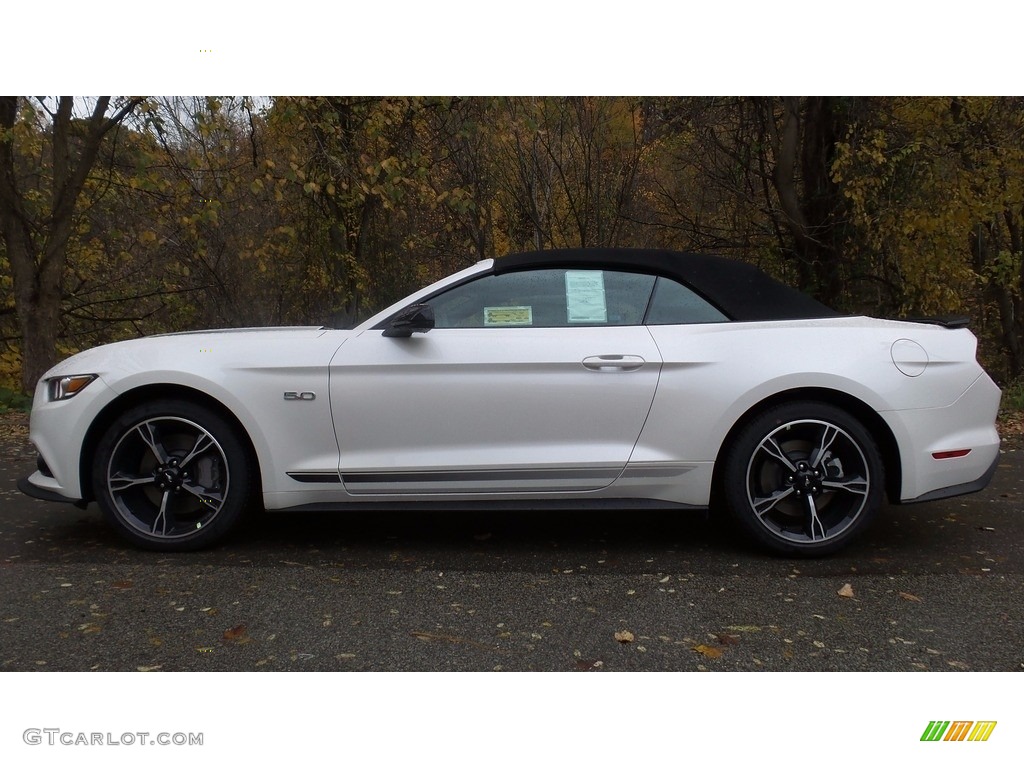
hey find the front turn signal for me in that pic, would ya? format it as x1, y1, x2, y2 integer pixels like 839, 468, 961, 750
47, 374, 98, 401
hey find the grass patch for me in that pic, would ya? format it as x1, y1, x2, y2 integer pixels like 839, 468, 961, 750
0, 386, 31, 413
1000, 378, 1024, 414
997, 378, 1024, 448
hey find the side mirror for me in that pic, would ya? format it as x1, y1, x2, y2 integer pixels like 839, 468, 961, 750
382, 304, 435, 338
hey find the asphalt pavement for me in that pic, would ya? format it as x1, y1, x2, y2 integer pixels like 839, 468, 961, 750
1, 421, 1022, 671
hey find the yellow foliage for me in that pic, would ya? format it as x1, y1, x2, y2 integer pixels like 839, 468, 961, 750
0, 347, 21, 391
832, 97, 1024, 315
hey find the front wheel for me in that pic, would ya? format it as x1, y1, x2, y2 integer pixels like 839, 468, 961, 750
721, 401, 885, 557
92, 399, 255, 551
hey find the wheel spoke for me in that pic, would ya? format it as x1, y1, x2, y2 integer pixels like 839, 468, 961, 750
810, 425, 841, 468
151, 490, 173, 536
135, 422, 170, 464
181, 482, 224, 511
179, 431, 216, 469
752, 486, 796, 516
804, 493, 827, 541
757, 436, 797, 472
108, 471, 157, 492
822, 475, 869, 496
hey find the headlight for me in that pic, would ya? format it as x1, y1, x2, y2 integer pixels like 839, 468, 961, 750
47, 374, 98, 401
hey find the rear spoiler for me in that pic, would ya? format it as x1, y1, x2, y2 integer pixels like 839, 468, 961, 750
903, 315, 970, 329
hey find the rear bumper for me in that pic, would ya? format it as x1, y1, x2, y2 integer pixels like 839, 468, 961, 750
901, 449, 999, 503
885, 372, 1001, 501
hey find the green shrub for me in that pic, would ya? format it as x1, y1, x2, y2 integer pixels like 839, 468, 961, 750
0, 386, 31, 413
1001, 378, 1024, 415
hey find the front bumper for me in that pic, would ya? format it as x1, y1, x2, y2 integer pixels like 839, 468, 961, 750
18, 472, 87, 507
26, 373, 115, 500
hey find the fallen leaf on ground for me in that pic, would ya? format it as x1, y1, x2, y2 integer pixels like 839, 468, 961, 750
837, 583, 855, 598
137, 665, 162, 672
111, 580, 133, 589
898, 591, 922, 602
715, 633, 740, 646
223, 624, 249, 642
692, 644, 723, 659
614, 630, 635, 644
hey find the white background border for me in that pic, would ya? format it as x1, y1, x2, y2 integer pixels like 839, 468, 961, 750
2, 3, 1021, 765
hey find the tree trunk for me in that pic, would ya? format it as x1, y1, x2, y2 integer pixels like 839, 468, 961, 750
0, 96, 60, 391
765, 96, 848, 305
1002, 207, 1024, 378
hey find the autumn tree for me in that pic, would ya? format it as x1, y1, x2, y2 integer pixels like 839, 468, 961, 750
640, 97, 778, 255
260, 97, 438, 324
3, 94, 1022, 389
484, 97, 652, 252
644, 97, 863, 305
760, 97, 857, 305
833, 96, 1024, 377
0, 96, 144, 391
139, 96, 337, 329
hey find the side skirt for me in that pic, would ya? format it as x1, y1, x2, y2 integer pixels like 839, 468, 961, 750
271, 498, 709, 514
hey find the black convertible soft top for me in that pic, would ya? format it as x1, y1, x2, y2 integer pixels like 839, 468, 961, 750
493, 248, 840, 322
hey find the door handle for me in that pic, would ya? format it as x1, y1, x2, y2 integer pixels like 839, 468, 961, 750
582, 355, 646, 372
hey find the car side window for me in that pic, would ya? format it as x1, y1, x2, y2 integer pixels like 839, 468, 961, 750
643, 276, 729, 325
429, 269, 657, 328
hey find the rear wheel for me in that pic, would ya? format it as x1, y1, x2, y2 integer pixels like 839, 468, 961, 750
92, 399, 254, 551
722, 401, 884, 556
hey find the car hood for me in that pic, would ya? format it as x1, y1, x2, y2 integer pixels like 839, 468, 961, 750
41, 326, 348, 384
151, 326, 328, 339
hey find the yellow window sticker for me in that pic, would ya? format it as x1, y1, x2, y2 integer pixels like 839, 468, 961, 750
484, 306, 533, 326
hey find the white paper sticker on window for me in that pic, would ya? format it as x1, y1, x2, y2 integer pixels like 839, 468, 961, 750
565, 270, 607, 323
484, 306, 533, 326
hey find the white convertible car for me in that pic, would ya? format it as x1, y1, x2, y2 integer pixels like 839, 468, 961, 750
19, 248, 1001, 555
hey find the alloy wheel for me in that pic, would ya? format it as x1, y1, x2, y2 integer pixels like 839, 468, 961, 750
744, 418, 871, 546
106, 416, 230, 540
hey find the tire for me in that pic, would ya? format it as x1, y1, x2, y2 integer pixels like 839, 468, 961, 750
721, 401, 884, 557
92, 399, 255, 551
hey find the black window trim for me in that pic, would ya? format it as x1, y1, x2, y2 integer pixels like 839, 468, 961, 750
373, 263, 737, 331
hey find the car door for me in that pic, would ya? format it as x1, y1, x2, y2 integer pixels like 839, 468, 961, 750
329, 268, 663, 496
